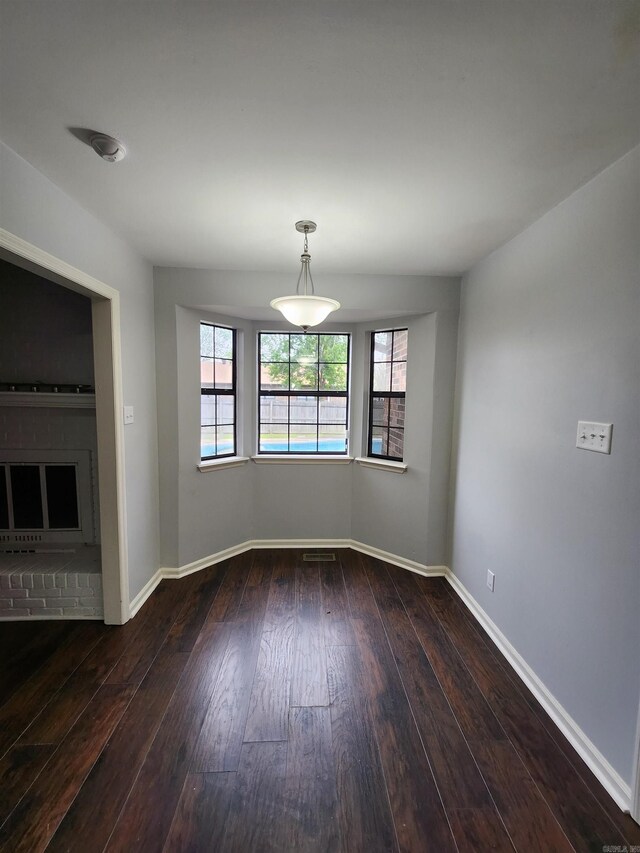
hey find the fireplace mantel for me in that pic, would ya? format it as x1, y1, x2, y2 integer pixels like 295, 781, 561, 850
0, 392, 95, 409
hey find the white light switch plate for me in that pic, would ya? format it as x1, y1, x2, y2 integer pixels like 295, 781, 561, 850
576, 421, 612, 454
123, 405, 134, 425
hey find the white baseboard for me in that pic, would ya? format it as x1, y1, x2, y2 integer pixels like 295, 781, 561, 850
156, 538, 446, 584
445, 570, 632, 814
250, 538, 352, 551
161, 541, 253, 580
129, 568, 163, 618
130, 541, 256, 617
350, 539, 447, 578
135, 538, 631, 813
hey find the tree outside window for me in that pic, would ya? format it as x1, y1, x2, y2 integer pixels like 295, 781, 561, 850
258, 332, 350, 454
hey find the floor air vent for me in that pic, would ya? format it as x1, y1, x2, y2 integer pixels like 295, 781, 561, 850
302, 553, 336, 562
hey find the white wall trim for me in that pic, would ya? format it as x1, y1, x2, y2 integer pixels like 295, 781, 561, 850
0, 228, 119, 299
251, 455, 354, 465
161, 541, 252, 579
0, 228, 129, 625
129, 568, 163, 618
159, 539, 445, 581
250, 538, 353, 551
350, 539, 446, 577
445, 569, 632, 814
197, 456, 250, 472
354, 456, 408, 473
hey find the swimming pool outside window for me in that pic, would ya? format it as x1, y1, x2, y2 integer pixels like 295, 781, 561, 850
258, 332, 350, 454
201, 323, 237, 460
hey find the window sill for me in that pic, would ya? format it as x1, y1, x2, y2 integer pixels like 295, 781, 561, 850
198, 456, 250, 472
354, 456, 407, 474
251, 455, 354, 465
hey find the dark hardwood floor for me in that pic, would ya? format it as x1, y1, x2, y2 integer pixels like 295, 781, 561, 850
0, 549, 638, 852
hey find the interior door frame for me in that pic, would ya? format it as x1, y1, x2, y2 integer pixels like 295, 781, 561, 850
0, 227, 130, 624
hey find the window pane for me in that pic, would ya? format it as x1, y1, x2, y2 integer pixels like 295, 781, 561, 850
214, 358, 233, 389
371, 397, 389, 427
202, 324, 237, 460
389, 428, 404, 459
258, 332, 350, 456
200, 323, 214, 357
216, 395, 234, 425
260, 333, 289, 362
46, 466, 79, 529
201, 426, 217, 458
290, 425, 318, 452
319, 334, 348, 363
290, 334, 318, 364
373, 362, 391, 392
371, 427, 388, 456
393, 329, 408, 362
260, 423, 288, 452
389, 397, 405, 428
369, 329, 407, 462
319, 396, 346, 424
260, 395, 288, 424
216, 424, 235, 456
290, 396, 317, 422
391, 361, 406, 392
320, 363, 347, 391
261, 362, 289, 390
201, 357, 214, 388
319, 426, 347, 453
291, 365, 318, 390
11, 465, 43, 529
201, 395, 216, 426
215, 326, 233, 359
373, 332, 392, 362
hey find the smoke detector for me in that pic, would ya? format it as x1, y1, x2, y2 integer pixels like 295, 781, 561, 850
90, 133, 126, 162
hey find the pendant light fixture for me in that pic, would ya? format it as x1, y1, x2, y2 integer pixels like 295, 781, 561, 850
270, 221, 340, 331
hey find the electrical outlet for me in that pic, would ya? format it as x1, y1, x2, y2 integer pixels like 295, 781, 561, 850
486, 570, 495, 592
123, 406, 134, 425
576, 421, 612, 454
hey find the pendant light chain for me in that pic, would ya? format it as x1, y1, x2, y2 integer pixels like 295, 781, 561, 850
270, 220, 340, 330
296, 224, 315, 297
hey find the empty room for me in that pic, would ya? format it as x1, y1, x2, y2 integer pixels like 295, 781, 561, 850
0, 2, 638, 851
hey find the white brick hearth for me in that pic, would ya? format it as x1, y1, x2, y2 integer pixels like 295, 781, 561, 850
0, 546, 102, 619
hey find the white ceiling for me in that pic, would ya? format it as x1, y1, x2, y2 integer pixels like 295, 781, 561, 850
1, 1, 638, 276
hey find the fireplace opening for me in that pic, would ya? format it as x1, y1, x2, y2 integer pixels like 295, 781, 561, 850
0, 450, 95, 546
1, 463, 80, 532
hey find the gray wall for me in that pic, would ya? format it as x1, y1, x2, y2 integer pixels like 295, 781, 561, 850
250, 318, 355, 545
0, 141, 160, 600
176, 306, 254, 566
350, 308, 460, 566
449, 146, 640, 784
154, 267, 460, 568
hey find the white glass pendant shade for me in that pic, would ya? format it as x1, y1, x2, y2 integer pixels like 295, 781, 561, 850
270, 221, 340, 330
270, 295, 340, 329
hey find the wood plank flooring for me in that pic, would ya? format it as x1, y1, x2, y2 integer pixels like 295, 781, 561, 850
0, 548, 638, 852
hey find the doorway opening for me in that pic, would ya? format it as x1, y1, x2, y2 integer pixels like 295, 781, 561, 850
0, 230, 129, 624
